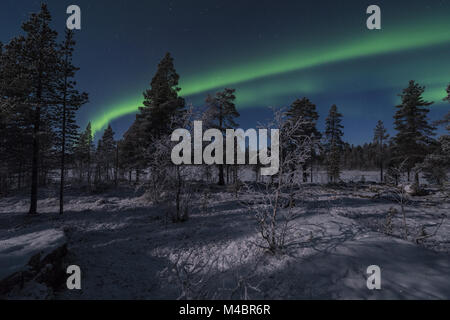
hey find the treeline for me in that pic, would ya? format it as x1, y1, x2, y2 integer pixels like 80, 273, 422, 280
1, 5, 449, 216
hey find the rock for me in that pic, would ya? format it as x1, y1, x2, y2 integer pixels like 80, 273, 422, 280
0, 229, 67, 297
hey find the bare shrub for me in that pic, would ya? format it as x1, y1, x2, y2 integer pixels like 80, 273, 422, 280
157, 242, 263, 300
241, 108, 312, 253
385, 159, 412, 239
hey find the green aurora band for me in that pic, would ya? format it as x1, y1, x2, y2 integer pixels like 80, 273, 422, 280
90, 17, 450, 134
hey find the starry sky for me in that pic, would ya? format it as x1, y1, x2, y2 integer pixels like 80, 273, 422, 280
1, 0, 449, 144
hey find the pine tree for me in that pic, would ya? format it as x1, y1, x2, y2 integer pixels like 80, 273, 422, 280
422, 85, 450, 185
97, 125, 116, 182
74, 122, 94, 184
373, 120, 389, 182
120, 121, 144, 183
137, 52, 185, 142
440, 86, 450, 157
54, 29, 88, 214
393, 81, 435, 181
204, 88, 240, 185
445, 84, 450, 104
286, 97, 322, 182
1, 33, 35, 193
324, 105, 344, 182
18, 4, 60, 214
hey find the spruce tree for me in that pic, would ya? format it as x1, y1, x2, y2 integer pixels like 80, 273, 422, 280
324, 105, 344, 182
137, 52, 185, 142
393, 81, 435, 181
204, 88, 240, 185
1, 34, 35, 193
120, 121, 144, 183
422, 85, 450, 185
54, 29, 88, 214
74, 122, 94, 184
98, 125, 116, 182
19, 4, 60, 214
286, 97, 322, 182
440, 85, 450, 157
373, 120, 389, 182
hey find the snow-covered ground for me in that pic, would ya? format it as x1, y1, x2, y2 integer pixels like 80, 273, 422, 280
0, 177, 449, 300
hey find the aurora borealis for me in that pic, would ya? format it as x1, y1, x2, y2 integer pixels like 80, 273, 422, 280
1, 0, 449, 143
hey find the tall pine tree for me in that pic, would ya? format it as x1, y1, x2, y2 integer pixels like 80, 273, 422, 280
74, 122, 95, 184
137, 52, 185, 142
373, 120, 389, 182
422, 84, 450, 185
324, 105, 344, 182
19, 4, 60, 214
393, 80, 435, 181
96, 125, 116, 183
286, 97, 322, 182
54, 29, 88, 214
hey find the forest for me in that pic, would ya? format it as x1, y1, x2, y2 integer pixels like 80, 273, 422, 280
0, 4, 449, 300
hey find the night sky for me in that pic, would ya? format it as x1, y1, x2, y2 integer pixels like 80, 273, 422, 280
1, 0, 449, 144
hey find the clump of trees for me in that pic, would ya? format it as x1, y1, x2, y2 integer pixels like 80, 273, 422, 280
0, 4, 88, 215
1, 4, 449, 225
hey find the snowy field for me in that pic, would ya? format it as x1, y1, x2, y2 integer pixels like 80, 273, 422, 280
0, 172, 449, 300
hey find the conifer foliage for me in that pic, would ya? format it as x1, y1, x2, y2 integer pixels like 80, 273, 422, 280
324, 105, 344, 182
286, 97, 321, 182
392, 81, 435, 180
373, 120, 389, 182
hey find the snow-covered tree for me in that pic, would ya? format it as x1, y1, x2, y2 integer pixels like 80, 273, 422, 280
241, 108, 312, 253
286, 97, 321, 182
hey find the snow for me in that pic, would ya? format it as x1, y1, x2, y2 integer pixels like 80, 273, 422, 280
0, 173, 448, 299
0, 228, 66, 280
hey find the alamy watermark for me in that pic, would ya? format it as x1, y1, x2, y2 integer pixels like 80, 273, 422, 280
170, 121, 280, 176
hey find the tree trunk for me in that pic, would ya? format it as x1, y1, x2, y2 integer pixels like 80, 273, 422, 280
176, 166, 181, 221
114, 144, 119, 187
380, 162, 383, 183
29, 105, 40, 215
302, 164, 308, 183
87, 149, 91, 186
59, 70, 68, 215
59, 101, 67, 215
218, 164, 225, 185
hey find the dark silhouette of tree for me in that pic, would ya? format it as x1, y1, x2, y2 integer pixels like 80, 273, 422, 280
373, 120, 389, 182
204, 88, 240, 185
392, 81, 435, 181
324, 105, 344, 182
96, 125, 116, 183
137, 52, 185, 142
54, 29, 88, 215
16, 4, 60, 214
74, 122, 95, 184
286, 97, 322, 182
